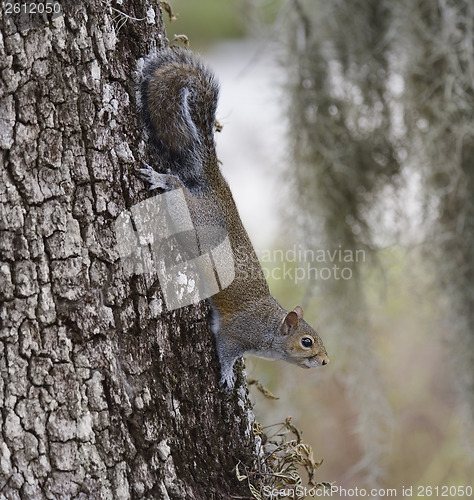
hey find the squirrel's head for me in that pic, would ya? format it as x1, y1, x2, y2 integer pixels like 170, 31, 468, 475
280, 306, 329, 369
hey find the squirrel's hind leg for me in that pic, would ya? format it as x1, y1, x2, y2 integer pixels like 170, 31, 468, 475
139, 162, 183, 191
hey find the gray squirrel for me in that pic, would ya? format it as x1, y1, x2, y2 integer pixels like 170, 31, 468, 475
136, 47, 329, 388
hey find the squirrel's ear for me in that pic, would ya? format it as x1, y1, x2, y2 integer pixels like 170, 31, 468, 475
294, 306, 304, 319
284, 311, 299, 330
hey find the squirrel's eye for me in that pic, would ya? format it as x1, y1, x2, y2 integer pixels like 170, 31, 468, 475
300, 337, 313, 349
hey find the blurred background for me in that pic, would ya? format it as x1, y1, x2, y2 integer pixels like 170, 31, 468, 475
165, 0, 474, 493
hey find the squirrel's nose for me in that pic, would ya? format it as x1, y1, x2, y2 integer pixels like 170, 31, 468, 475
320, 354, 329, 366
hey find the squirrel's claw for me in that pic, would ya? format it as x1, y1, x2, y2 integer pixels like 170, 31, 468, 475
139, 162, 181, 191
218, 368, 236, 390
138, 162, 161, 190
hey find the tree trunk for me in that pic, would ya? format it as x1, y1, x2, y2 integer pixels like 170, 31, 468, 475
0, 2, 257, 498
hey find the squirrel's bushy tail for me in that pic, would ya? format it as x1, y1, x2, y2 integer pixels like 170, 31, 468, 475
137, 47, 219, 190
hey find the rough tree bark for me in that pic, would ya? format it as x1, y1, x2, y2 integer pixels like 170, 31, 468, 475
0, 1, 257, 498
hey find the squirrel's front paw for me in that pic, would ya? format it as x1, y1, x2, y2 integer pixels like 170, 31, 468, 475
219, 369, 236, 391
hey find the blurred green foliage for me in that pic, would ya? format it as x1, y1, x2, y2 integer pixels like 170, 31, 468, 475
276, 0, 474, 490
249, 245, 474, 488
163, 0, 246, 49
163, 0, 286, 49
